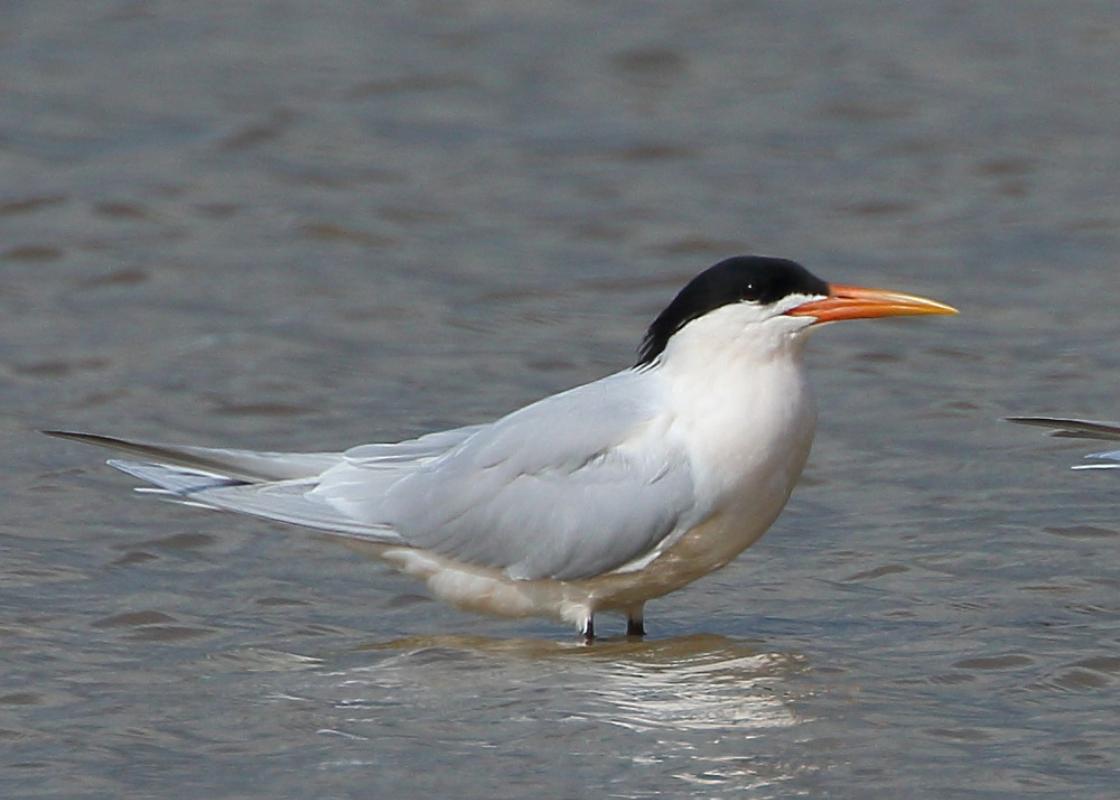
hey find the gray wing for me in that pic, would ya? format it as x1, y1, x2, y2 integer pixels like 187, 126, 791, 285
106, 460, 401, 536
53, 375, 698, 576
312, 370, 697, 581
343, 424, 489, 465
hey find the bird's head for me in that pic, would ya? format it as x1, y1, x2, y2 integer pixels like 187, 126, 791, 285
637, 255, 957, 368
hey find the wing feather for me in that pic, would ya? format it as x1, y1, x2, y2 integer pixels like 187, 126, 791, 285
1009, 417, 1120, 472
1072, 449, 1120, 470
103, 459, 402, 539
1007, 417, 1120, 442
45, 430, 340, 481
343, 424, 487, 465
326, 371, 698, 581
53, 371, 699, 579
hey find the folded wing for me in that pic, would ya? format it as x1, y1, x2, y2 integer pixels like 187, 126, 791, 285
315, 371, 697, 581
49, 371, 698, 581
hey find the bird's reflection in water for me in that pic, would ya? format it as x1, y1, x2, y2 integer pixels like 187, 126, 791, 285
347, 632, 806, 733
575, 638, 802, 734
307, 633, 811, 792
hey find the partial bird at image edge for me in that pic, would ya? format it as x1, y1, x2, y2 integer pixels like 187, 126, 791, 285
1007, 416, 1120, 471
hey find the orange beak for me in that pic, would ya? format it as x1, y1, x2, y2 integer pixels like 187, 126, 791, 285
786, 283, 958, 323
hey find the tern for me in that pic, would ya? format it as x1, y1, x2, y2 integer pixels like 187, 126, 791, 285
47, 256, 956, 639
1007, 417, 1120, 471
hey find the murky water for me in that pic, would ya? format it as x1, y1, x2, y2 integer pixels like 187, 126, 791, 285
3, 2, 1120, 797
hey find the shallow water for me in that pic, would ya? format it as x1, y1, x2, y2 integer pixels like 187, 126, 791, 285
3, 2, 1120, 797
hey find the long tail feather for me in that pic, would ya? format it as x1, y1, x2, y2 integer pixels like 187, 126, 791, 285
43, 430, 341, 481
48, 430, 404, 544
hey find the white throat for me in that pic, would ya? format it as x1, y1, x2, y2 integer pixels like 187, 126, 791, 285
651, 301, 819, 538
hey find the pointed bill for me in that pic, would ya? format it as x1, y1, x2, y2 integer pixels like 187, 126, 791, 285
787, 284, 958, 323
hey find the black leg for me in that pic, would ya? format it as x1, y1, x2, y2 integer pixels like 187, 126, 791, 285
626, 604, 645, 638
581, 615, 595, 642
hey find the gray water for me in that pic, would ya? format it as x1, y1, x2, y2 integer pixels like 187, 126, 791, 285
3, 2, 1120, 797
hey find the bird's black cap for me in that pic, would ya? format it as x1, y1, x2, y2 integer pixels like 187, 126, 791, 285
637, 256, 828, 366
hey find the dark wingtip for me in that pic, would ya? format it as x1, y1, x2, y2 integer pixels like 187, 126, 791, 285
1006, 417, 1120, 441
42, 430, 139, 449
1004, 417, 1051, 426
42, 430, 100, 442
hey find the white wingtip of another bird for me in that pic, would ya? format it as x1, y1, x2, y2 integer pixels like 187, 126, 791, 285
1071, 450, 1120, 470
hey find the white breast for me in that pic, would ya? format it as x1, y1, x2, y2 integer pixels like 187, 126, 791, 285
600, 347, 815, 585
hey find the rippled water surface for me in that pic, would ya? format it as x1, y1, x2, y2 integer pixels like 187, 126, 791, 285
3, 2, 1120, 797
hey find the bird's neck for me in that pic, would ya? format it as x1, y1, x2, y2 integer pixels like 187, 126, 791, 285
654, 333, 817, 514
657, 341, 815, 439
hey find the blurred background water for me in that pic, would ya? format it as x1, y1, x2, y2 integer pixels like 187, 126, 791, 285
2, 2, 1119, 797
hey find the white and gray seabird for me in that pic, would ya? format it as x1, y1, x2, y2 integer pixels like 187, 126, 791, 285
1008, 417, 1120, 471
48, 256, 957, 638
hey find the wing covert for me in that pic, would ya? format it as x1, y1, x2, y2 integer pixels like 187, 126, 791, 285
372, 371, 697, 580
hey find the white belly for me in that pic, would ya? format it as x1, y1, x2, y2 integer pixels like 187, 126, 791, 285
368, 498, 798, 631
